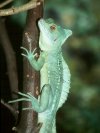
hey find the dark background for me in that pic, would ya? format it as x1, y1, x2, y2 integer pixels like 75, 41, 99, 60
1, 0, 100, 133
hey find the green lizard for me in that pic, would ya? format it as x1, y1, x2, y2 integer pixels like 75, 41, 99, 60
9, 18, 72, 133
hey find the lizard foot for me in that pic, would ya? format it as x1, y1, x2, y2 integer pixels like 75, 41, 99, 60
20, 42, 37, 59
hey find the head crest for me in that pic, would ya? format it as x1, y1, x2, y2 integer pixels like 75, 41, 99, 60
45, 18, 55, 24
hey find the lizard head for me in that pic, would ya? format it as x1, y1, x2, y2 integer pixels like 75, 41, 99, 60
38, 18, 72, 52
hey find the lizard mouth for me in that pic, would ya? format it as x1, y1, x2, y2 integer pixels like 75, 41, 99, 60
38, 18, 52, 41
38, 18, 45, 31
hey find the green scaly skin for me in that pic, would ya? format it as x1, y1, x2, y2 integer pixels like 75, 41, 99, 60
9, 18, 72, 133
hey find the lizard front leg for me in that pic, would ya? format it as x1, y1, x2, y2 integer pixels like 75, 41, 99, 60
21, 43, 47, 71
9, 84, 52, 113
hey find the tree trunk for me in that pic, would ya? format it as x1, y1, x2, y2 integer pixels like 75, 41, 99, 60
17, 0, 43, 133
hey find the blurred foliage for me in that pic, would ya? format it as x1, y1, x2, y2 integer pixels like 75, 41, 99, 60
10, 0, 27, 27
1, 0, 100, 133
44, 0, 100, 133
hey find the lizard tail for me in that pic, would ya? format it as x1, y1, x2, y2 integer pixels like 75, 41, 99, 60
39, 118, 56, 133
47, 118, 56, 133
52, 119, 56, 133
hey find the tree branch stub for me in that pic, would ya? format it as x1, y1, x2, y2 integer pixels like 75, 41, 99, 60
0, 0, 41, 16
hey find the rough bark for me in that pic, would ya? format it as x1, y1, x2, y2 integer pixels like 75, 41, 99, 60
17, 0, 43, 133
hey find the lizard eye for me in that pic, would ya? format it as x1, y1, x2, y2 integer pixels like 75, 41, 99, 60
50, 25, 56, 31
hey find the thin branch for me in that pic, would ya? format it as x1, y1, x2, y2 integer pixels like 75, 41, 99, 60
0, 0, 41, 16
0, 0, 13, 8
0, 18, 18, 105
1, 99, 18, 119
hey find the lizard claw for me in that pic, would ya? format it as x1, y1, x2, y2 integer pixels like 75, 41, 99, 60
22, 107, 33, 110
20, 47, 29, 54
32, 48, 37, 54
21, 45, 37, 59
21, 53, 28, 58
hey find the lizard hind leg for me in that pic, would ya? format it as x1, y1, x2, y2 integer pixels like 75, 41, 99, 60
36, 84, 52, 112
8, 84, 52, 113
